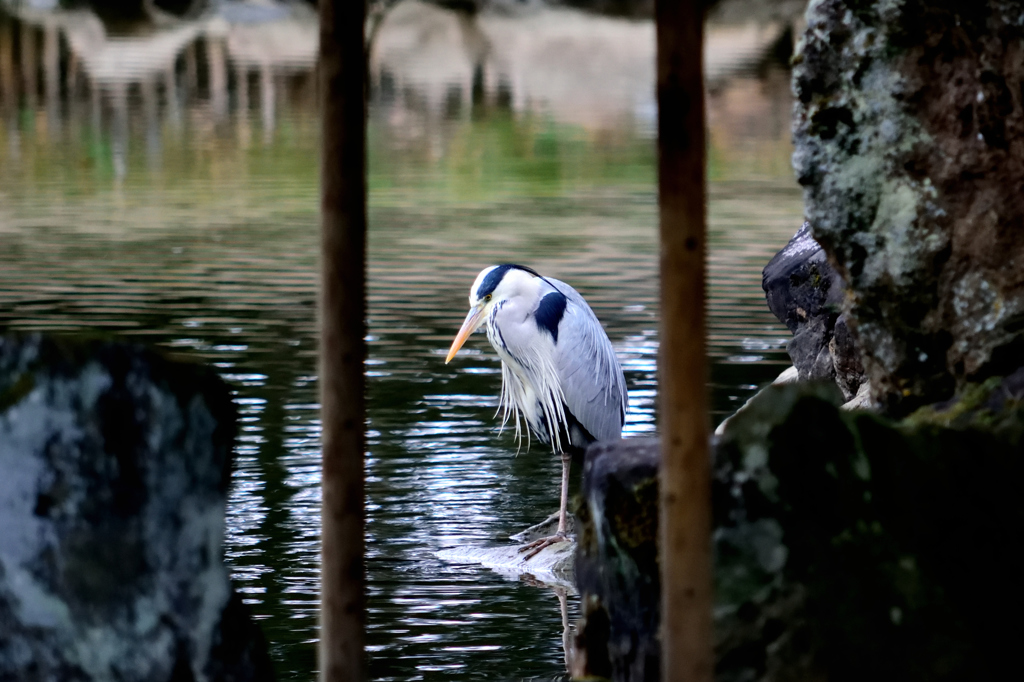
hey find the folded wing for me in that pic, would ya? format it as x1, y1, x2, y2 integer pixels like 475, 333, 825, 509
545, 278, 628, 444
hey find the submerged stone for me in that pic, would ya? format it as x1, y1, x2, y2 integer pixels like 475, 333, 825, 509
436, 540, 576, 590
436, 512, 578, 588
0, 334, 273, 682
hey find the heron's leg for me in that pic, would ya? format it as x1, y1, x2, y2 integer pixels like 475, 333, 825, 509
556, 452, 571, 535
520, 452, 573, 560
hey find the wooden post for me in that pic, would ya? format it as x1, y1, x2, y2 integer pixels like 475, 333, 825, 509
20, 21, 37, 110
206, 36, 227, 121
43, 23, 59, 130
0, 18, 14, 109
165, 65, 181, 130
259, 62, 275, 144
656, 2, 713, 682
184, 42, 198, 102
318, 1, 367, 681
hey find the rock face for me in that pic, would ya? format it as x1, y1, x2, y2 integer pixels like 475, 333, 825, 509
792, 0, 1024, 414
573, 382, 1024, 681
714, 381, 1024, 681
762, 222, 865, 399
0, 334, 273, 682
571, 439, 660, 682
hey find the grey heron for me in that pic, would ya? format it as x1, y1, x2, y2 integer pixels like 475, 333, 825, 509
445, 264, 628, 558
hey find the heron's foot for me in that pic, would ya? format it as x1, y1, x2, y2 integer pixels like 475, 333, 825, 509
518, 531, 570, 561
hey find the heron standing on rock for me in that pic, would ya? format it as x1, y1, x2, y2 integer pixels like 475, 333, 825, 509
445, 264, 628, 558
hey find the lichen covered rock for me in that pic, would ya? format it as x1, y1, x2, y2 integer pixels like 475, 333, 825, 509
792, 0, 1024, 413
574, 381, 1024, 681
714, 381, 1024, 681
0, 334, 272, 682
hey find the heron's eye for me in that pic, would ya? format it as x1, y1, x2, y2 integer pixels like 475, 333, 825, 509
484, 294, 492, 302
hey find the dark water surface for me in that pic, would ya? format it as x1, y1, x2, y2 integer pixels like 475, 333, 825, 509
0, 6, 800, 680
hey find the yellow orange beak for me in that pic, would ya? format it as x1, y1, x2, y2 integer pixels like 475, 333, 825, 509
445, 306, 487, 364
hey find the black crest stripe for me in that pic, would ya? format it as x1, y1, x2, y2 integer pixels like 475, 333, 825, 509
476, 264, 512, 299
475, 263, 541, 299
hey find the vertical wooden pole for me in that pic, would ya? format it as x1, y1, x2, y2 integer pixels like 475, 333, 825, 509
20, 21, 37, 110
656, 2, 713, 682
43, 23, 59, 131
318, 1, 367, 681
234, 63, 249, 116
165, 66, 181, 130
0, 18, 14, 109
184, 42, 198, 98
110, 83, 128, 181
259, 62, 275, 144
207, 36, 227, 121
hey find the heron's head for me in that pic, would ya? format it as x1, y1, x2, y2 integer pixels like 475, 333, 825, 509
445, 264, 542, 364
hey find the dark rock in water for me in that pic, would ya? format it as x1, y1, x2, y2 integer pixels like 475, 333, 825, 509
793, 0, 1024, 414
572, 438, 659, 682
0, 334, 273, 682
762, 222, 865, 399
574, 381, 1024, 681
762, 222, 844, 340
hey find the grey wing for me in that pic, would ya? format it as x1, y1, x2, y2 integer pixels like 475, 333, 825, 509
548, 279, 628, 443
